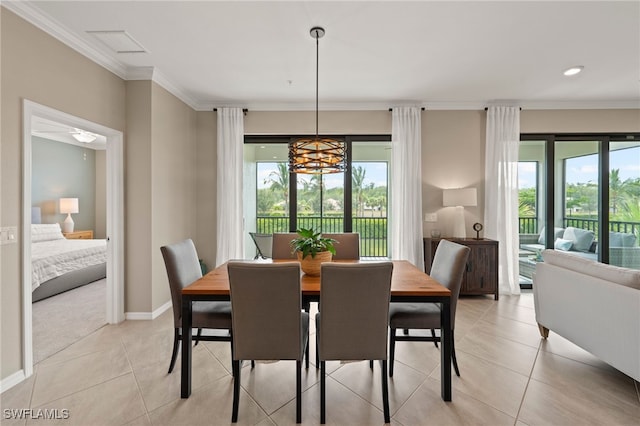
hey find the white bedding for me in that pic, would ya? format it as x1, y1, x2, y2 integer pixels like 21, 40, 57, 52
32, 239, 107, 291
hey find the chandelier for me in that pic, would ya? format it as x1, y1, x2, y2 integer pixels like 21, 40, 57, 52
289, 27, 346, 174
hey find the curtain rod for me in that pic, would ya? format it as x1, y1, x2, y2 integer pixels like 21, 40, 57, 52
213, 108, 248, 115
484, 107, 522, 111
388, 107, 426, 111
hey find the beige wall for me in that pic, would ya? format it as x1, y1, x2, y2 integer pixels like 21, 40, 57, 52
244, 110, 392, 135
150, 83, 197, 311
125, 81, 199, 313
521, 109, 640, 133
125, 80, 153, 313
1, 9, 126, 379
423, 110, 486, 238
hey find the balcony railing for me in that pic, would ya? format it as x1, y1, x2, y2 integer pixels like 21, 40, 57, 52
256, 216, 388, 257
519, 216, 640, 238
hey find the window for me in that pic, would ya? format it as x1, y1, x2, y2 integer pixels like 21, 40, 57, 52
245, 135, 391, 258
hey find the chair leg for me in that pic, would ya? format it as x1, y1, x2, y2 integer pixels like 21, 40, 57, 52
231, 360, 241, 422
194, 328, 202, 346
230, 333, 235, 378
320, 361, 326, 424
381, 360, 390, 424
315, 332, 319, 369
296, 360, 302, 423
389, 328, 396, 377
431, 328, 438, 348
452, 331, 460, 377
167, 328, 180, 374
305, 336, 310, 369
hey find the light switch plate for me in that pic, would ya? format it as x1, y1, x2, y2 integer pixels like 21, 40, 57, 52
0, 226, 18, 245
424, 213, 438, 222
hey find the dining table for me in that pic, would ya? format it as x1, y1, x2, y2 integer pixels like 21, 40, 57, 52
180, 259, 453, 401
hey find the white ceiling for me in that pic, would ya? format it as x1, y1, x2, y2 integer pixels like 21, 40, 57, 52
7, 1, 640, 111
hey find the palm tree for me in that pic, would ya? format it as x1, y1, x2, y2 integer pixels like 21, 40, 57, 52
264, 163, 289, 212
352, 166, 366, 216
610, 168, 632, 215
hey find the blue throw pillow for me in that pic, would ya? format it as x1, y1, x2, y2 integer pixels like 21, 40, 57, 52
554, 238, 573, 251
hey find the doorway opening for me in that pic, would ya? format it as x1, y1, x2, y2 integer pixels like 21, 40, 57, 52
22, 100, 124, 377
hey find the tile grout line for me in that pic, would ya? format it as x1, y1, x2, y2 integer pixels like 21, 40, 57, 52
513, 339, 542, 425
119, 335, 152, 418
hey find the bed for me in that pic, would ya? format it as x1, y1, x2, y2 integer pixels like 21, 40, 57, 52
31, 224, 107, 302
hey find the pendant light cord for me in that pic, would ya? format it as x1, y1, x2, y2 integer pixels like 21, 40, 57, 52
315, 29, 319, 140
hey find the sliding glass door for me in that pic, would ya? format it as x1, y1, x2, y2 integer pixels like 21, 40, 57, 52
519, 134, 640, 283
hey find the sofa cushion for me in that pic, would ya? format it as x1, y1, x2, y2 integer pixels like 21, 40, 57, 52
554, 238, 573, 251
563, 227, 595, 252
538, 227, 565, 245
609, 231, 637, 248
542, 249, 640, 289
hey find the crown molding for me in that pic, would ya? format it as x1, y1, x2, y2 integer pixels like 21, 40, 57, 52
3, 2, 201, 110
518, 100, 640, 110
3, 1, 128, 78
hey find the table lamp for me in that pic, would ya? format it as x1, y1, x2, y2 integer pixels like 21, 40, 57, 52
59, 198, 79, 233
443, 188, 477, 238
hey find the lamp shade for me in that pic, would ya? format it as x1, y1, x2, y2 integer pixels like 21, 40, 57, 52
443, 188, 477, 207
59, 198, 79, 214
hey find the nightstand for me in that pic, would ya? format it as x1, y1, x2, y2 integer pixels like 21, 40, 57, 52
63, 230, 94, 239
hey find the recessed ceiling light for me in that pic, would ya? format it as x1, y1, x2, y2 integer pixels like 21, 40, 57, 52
563, 66, 584, 76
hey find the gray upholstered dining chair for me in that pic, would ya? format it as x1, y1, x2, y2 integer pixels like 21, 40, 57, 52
323, 233, 360, 259
316, 262, 393, 424
388, 239, 470, 377
249, 232, 272, 259
227, 261, 309, 424
160, 239, 232, 374
271, 232, 299, 259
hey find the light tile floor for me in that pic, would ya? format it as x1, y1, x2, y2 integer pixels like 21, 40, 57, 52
2, 291, 639, 425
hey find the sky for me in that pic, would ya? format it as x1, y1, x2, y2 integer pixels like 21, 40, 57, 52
518, 146, 640, 189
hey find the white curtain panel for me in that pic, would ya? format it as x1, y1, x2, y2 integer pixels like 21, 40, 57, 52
391, 107, 424, 269
216, 108, 245, 266
485, 106, 521, 295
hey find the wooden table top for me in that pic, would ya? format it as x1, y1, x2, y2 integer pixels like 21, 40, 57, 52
182, 259, 450, 297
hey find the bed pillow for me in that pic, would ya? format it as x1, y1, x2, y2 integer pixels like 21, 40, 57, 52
31, 223, 65, 242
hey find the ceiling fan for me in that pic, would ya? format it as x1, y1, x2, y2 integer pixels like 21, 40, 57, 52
33, 121, 98, 143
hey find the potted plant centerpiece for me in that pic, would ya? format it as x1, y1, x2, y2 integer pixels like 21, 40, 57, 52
290, 227, 337, 276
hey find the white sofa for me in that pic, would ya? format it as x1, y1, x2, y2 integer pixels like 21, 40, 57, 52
533, 249, 640, 381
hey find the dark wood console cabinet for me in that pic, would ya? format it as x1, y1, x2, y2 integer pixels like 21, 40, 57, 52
424, 237, 499, 300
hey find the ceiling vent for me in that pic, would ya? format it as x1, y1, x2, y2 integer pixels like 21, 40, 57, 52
86, 30, 147, 53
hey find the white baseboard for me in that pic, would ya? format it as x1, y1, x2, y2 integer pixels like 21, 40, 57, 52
0, 370, 26, 394
125, 300, 172, 320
